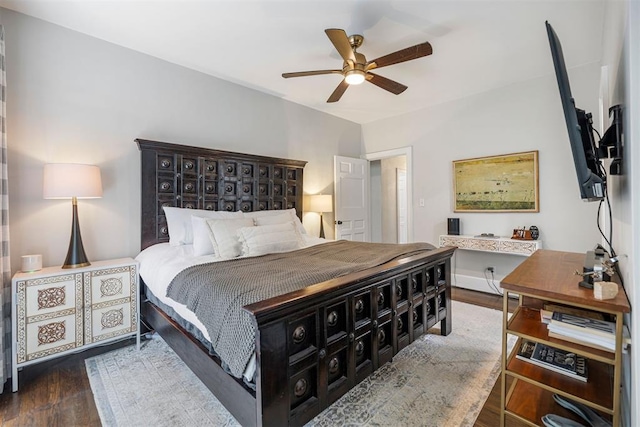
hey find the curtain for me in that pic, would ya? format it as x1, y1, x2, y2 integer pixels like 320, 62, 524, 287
0, 25, 10, 393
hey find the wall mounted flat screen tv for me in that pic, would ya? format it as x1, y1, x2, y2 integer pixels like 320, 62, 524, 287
545, 21, 606, 201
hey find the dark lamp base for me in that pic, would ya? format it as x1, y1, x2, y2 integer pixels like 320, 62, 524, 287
62, 199, 91, 269
319, 213, 325, 239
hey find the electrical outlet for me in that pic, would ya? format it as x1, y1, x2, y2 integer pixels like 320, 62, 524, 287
487, 266, 495, 273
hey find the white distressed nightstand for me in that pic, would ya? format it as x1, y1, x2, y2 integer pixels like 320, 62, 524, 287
11, 257, 139, 392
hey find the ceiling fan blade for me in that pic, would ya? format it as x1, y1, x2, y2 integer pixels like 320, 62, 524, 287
367, 42, 433, 69
327, 80, 349, 103
366, 72, 408, 95
282, 69, 342, 78
325, 29, 356, 63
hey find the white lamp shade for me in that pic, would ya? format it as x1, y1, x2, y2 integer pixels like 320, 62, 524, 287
307, 194, 333, 213
43, 163, 103, 199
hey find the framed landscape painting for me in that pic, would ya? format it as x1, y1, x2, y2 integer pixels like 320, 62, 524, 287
453, 151, 539, 212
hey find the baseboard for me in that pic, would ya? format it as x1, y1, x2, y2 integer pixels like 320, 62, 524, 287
452, 273, 503, 296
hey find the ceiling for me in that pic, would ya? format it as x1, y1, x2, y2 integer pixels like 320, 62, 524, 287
0, 0, 607, 124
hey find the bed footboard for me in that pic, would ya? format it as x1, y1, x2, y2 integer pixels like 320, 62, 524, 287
245, 246, 455, 426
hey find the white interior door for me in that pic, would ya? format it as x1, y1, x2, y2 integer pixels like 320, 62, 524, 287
396, 168, 408, 243
334, 156, 369, 241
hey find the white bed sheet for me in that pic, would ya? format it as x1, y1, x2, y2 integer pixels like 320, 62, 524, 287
136, 234, 327, 382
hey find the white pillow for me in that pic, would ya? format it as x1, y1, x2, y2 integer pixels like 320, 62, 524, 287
238, 222, 303, 257
206, 217, 255, 259
254, 212, 294, 227
163, 207, 242, 246
192, 216, 216, 256
243, 208, 307, 235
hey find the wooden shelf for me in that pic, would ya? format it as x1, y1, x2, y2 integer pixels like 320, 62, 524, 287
508, 307, 614, 363
507, 349, 613, 412
504, 380, 612, 426
499, 249, 629, 427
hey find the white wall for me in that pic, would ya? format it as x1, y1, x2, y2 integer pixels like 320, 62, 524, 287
0, 9, 362, 272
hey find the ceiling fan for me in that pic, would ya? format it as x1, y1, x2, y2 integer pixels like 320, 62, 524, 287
282, 28, 433, 103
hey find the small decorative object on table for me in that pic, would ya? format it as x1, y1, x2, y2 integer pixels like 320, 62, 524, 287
511, 225, 539, 240
594, 281, 619, 300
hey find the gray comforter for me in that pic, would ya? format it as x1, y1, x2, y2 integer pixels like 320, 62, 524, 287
166, 240, 435, 378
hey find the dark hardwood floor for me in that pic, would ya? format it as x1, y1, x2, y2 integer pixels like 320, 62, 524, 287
0, 288, 520, 426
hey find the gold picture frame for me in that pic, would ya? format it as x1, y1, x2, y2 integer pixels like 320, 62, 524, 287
453, 151, 539, 212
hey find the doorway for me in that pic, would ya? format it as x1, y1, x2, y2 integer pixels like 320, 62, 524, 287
365, 147, 413, 243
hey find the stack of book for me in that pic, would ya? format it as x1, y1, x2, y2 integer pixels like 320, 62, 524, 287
516, 339, 588, 382
547, 311, 627, 352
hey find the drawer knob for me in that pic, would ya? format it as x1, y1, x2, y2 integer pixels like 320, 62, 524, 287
294, 378, 307, 398
327, 311, 338, 327
329, 357, 339, 374
292, 326, 306, 344
395, 284, 403, 298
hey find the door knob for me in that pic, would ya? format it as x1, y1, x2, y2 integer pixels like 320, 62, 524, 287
336, 220, 343, 225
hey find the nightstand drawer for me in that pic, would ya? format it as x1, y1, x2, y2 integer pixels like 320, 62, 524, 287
21, 273, 82, 317
86, 299, 136, 343
15, 273, 84, 364
84, 265, 136, 305
20, 312, 83, 363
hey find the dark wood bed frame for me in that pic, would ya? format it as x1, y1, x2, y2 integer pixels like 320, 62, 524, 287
137, 139, 456, 426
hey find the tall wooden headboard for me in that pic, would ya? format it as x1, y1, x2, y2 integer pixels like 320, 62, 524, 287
137, 139, 307, 250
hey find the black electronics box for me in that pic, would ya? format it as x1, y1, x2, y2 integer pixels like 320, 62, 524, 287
447, 218, 460, 235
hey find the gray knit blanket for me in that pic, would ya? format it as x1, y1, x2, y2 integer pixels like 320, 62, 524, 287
166, 240, 435, 378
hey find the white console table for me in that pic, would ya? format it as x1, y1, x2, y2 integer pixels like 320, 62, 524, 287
439, 235, 542, 256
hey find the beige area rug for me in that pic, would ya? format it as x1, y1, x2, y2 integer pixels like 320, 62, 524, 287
86, 301, 515, 427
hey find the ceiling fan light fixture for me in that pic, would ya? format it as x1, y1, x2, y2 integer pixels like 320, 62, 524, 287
344, 70, 365, 85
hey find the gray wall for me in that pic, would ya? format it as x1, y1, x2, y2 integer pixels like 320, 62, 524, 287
0, 9, 362, 272
365, 62, 605, 250
624, 2, 639, 423
603, 1, 637, 425
362, 61, 603, 286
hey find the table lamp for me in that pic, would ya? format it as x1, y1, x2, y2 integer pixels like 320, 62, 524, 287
43, 163, 103, 268
307, 194, 333, 239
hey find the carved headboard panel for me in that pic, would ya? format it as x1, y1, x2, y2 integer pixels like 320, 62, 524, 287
137, 139, 307, 250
